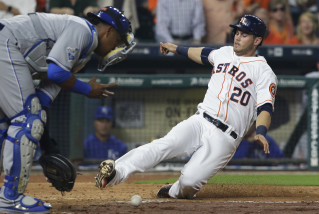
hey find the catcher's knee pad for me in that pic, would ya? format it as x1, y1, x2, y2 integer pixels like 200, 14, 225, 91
3, 94, 46, 200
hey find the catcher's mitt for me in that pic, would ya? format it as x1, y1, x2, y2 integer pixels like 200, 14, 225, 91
39, 154, 76, 194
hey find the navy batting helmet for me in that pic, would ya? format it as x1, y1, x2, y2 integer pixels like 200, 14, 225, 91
230, 14, 267, 46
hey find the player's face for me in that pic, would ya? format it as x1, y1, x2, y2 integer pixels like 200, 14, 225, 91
94, 26, 124, 56
233, 29, 260, 56
94, 118, 113, 138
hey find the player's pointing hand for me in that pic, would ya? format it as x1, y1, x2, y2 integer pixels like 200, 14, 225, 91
254, 134, 270, 154
160, 42, 178, 55
87, 75, 118, 98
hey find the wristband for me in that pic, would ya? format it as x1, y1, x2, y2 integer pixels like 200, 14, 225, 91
71, 79, 91, 95
176, 46, 189, 57
7, 6, 12, 12
256, 125, 267, 137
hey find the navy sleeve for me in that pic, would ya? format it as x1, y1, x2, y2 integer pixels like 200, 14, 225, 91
257, 103, 273, 116
201, 47, 214, 66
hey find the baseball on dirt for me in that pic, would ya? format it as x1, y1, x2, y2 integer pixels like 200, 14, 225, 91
130, 195, 142, 206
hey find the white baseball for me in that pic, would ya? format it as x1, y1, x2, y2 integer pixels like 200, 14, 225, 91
130, 195, 142, 206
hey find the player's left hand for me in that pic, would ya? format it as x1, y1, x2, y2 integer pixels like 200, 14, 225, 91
87, 76, 118, 98
254, 134, 270, 154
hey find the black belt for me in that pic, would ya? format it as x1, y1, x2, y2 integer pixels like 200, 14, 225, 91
172, 34, 192, 40
203, 112, 238, 139
0, 23, 4, 31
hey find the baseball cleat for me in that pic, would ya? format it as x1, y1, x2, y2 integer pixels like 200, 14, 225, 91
0, 194, 52, 213
95, 160, 116, 188
157, 184, 172, 198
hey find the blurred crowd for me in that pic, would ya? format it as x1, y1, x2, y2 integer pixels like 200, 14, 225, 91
0, 0, 318, 45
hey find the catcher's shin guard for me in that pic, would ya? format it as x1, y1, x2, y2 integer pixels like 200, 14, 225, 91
2, 94, 46, 200
95, 160, 116, 188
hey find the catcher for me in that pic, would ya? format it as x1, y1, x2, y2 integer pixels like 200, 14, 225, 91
0, 6, 135, 213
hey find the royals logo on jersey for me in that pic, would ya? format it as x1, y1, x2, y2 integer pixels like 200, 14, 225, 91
67, 47, 79, 62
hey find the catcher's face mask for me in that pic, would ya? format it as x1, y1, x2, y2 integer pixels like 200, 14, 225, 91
87, 6, 136, 72
97, 32, 136, 72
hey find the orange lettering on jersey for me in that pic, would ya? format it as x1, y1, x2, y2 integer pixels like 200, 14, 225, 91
269, 83, 276, 98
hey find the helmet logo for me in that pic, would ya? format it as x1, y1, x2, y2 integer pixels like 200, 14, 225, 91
240, 17, 248, 26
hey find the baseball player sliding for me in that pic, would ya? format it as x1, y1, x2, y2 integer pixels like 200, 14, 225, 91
96, 14, 277, 199
0, 6, 135, 213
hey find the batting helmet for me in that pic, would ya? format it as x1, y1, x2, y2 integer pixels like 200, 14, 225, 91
87, 6, 132, 45
230, 14, 267, 46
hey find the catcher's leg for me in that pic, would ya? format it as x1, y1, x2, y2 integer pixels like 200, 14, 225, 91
0, 95, 52, 212
0, 35, 51, 212
0, 111, 9, 177
96, 115, 203, 188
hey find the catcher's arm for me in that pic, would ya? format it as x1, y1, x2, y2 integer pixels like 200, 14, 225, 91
47, 62, 118, 98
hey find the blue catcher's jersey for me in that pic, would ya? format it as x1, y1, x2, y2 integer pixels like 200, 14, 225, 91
232, 135, 284, 159
83, 134, 127, 160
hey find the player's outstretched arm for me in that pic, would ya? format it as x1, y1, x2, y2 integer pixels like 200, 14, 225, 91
160, 42, 204, 65
255, 111, 271, 154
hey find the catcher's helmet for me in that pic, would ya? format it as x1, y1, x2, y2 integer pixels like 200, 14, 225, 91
230, 14, 266, 46
87, 6, 132, 45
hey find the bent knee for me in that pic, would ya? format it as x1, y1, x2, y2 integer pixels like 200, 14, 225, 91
178, 174, 205, 199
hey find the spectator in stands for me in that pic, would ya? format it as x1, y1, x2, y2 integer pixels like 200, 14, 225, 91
243, 0, 271, 14
268, 0, 294, 43
254, 8, 284, 44
288, 12, 319, 45
295, 0, 317, 12
233, 125, 284, 159
98, 0, 140, 34
50, 0, 100, 17
134, 0, 156, 41
155, 0, 205, 44
84, 106, 127, 160
0, 0, 36, 19
202, 0, 244, 44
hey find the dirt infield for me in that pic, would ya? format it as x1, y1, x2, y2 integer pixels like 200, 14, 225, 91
19, 171, 319, 213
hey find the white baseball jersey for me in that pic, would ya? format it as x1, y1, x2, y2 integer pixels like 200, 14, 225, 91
97, 46, 278, 199
198, 46, 277, 138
